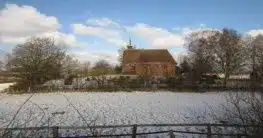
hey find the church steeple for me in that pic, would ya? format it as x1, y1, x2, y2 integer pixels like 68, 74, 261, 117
127, 36, 134, 49
128, 37, 132, 47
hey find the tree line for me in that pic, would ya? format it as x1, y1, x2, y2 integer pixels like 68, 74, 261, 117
2, 37, 120, 91
179, 28, 263, 88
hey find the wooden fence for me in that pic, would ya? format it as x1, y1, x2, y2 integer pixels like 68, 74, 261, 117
1, 123, 263, 138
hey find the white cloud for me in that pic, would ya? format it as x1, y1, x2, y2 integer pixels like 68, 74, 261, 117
128, 23, 185, 48
72, 24, 119, 38
74, 20, 217, 49
72, 23, 125, 46
40, 32, 87, 48
86, 18, 119, 27
128, 23, 217, 48
0, 4, 85, 48
247, 29, 263, 37
0, 4, 59, 38
0, 36, 28, 45
71, 51, 119, 65
0, 31, 87, 49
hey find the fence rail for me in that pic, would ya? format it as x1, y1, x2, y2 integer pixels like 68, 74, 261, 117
1, 123, 263, 138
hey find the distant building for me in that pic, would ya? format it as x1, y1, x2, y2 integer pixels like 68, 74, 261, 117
122, 49, 176, 76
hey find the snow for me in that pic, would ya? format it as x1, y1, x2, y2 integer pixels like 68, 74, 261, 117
0, 91, 255, 137
0, 83, 14, 91
0, 92, 228, 127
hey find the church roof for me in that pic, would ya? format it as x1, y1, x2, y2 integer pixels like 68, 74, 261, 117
123, 49, 176, 64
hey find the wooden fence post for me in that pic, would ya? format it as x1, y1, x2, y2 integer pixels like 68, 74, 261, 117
53, 126, 59, 138
132, 124, 137, 138
207, 124, 212, 138
169, 130, 175, 138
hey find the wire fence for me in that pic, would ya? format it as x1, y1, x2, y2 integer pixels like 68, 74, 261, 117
1, 123, 263, 138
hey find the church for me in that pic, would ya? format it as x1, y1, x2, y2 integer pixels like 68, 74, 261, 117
122, 40, 176, 77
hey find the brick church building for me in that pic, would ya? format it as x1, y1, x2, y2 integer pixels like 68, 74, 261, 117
122, 48, 176, 77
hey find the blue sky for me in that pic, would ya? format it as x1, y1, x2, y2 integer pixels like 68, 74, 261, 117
1, 0, 263, 64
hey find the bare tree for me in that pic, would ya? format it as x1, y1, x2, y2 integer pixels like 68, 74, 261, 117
6, 37, 66, 91
185, 30, 215, 83
89, 60, 114, 76
61, 55, 79, 78
184, 28, 250, 88
250, 35, 263, 87
179, 56, 192, 74
118, 47, 126, 66
0, 61, 4, 72
210, 29, 246, 87
80, 61, 91, 76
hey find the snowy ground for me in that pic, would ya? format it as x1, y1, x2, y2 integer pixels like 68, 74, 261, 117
0, 86, 257, 137
0, 91, 228, 127
0, 83, 14, 91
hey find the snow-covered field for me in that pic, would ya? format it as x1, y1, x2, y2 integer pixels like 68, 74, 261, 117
1, 89, 260, 137
0, 91, 228, 127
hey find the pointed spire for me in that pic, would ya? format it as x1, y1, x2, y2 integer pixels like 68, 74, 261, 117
125, 31, 135, 49
129, 37, 132, 46
127, 36, 134, 49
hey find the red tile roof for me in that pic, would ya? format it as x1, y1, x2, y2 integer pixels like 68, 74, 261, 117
123, 49, 176, 64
